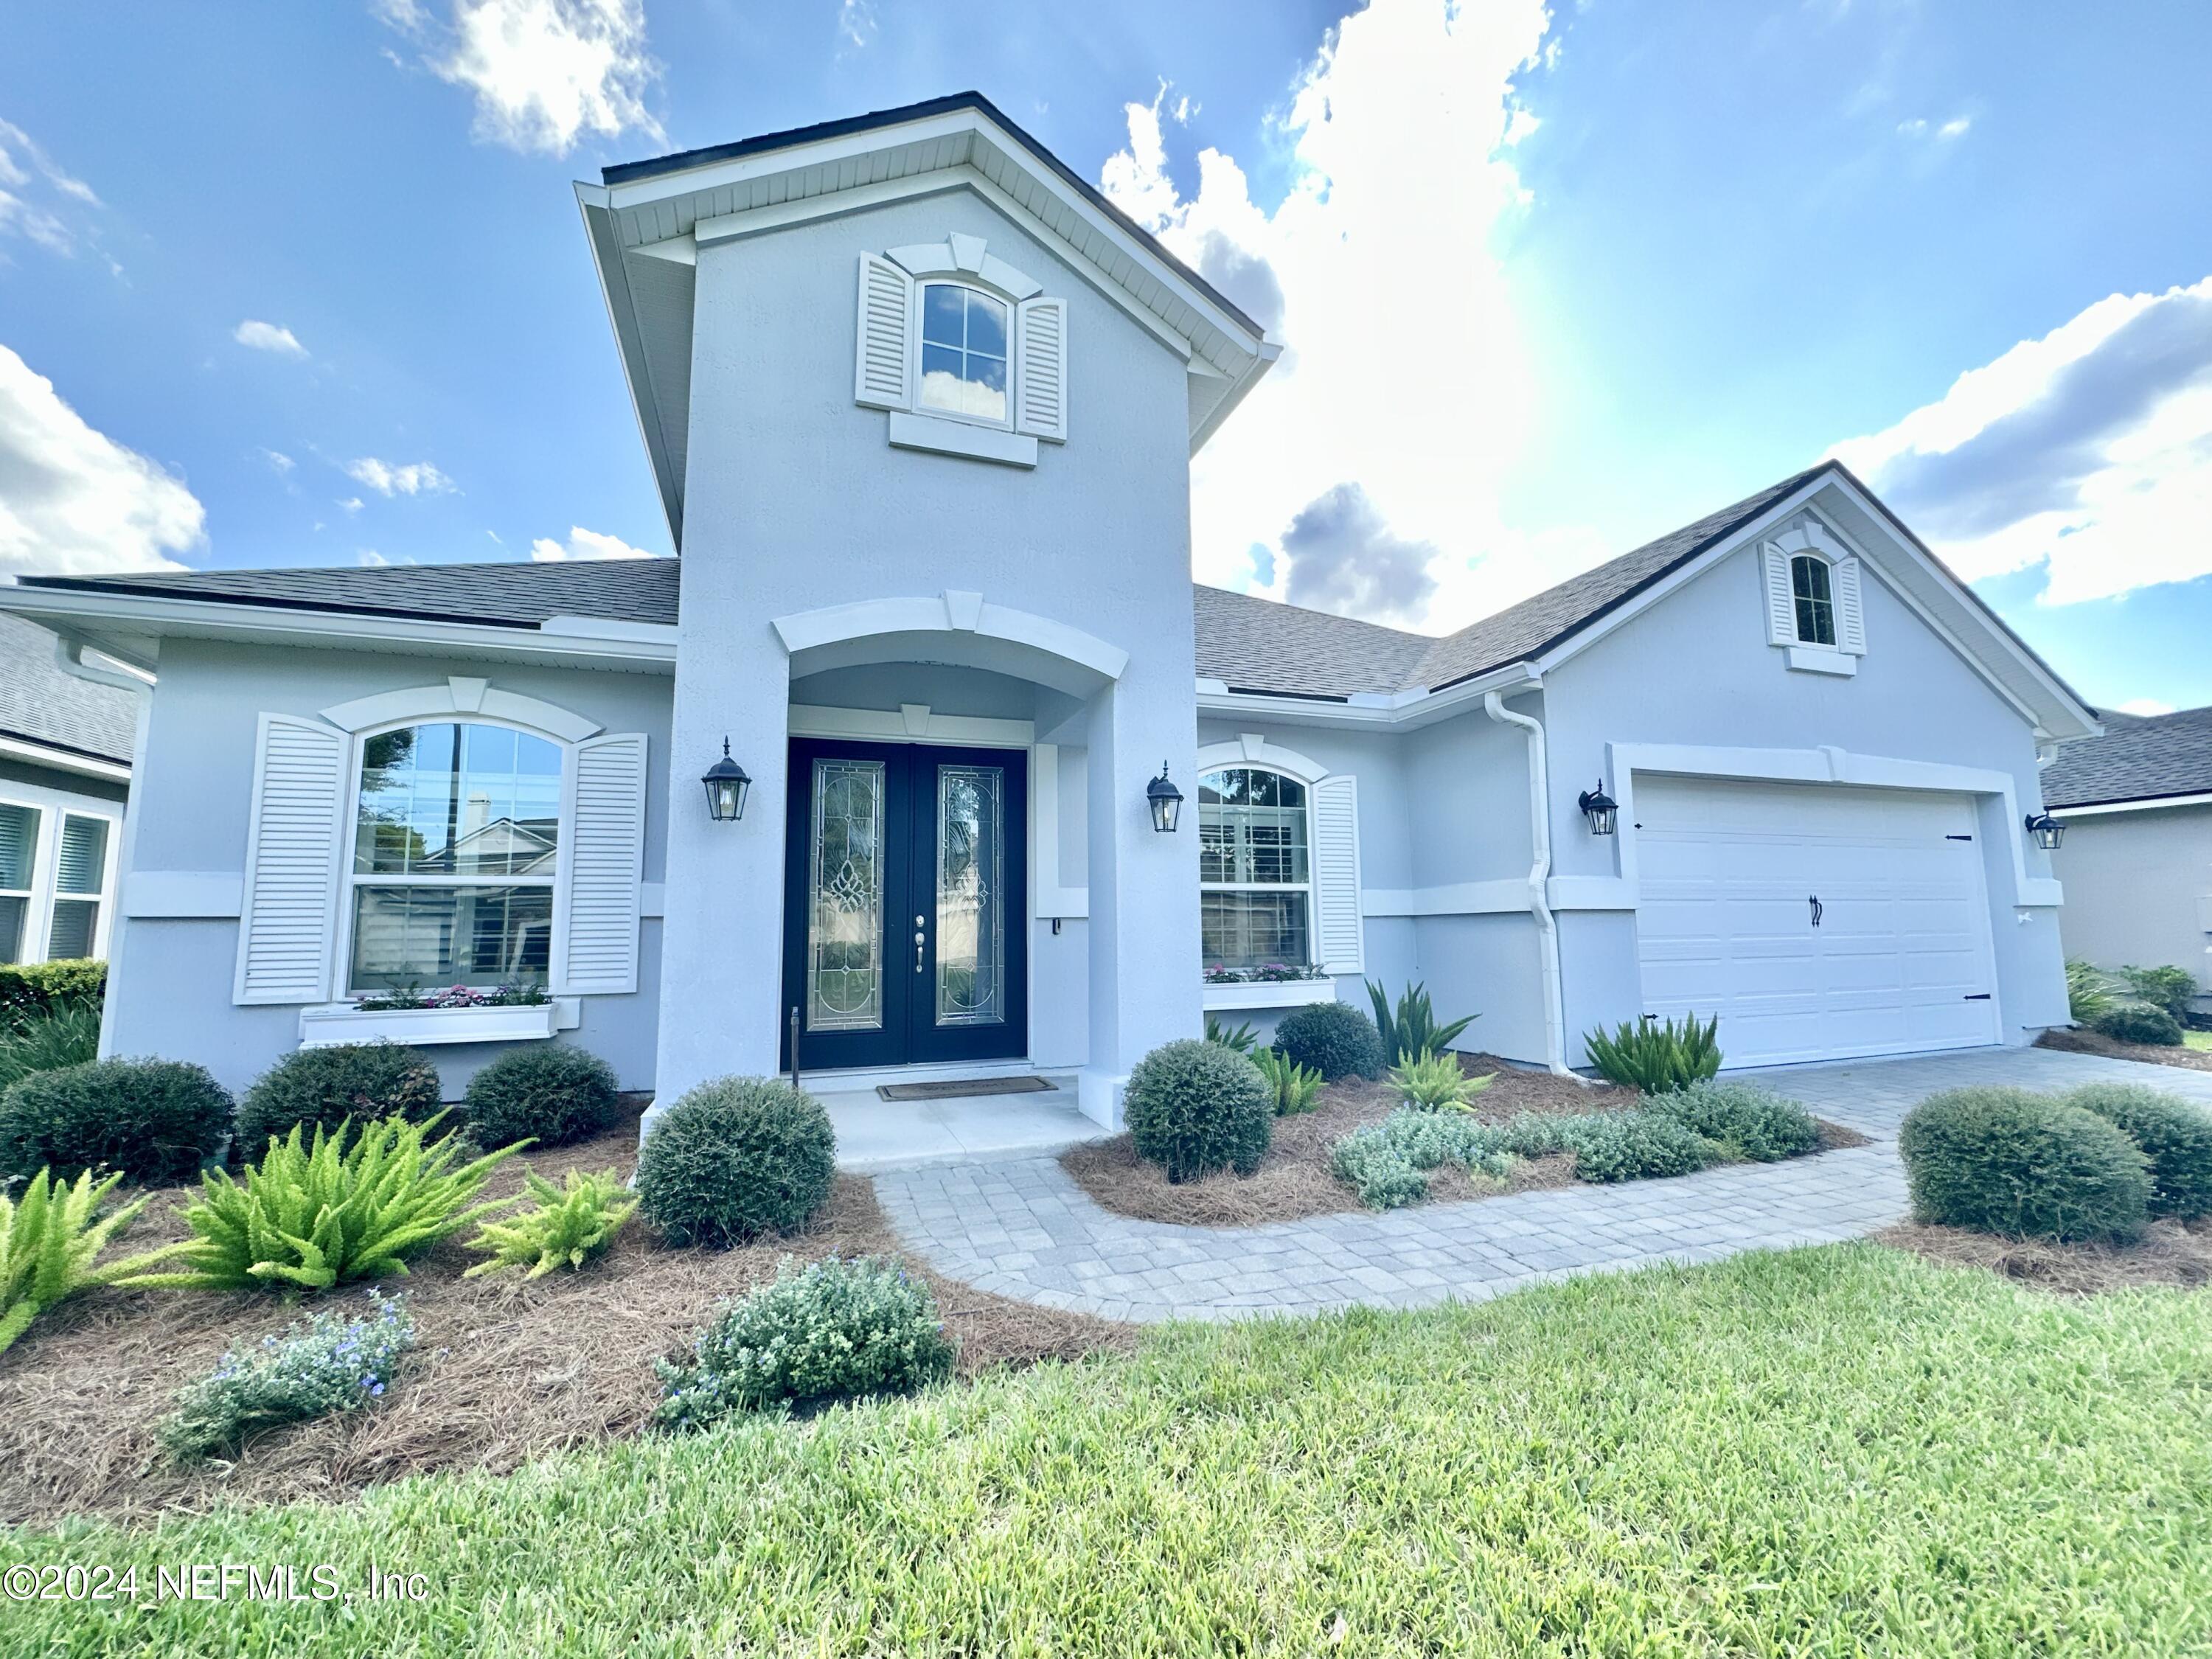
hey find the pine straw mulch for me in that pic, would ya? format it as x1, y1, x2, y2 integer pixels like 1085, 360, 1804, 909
1879, 1217, 2212, 1295
0, 1107, 1133, 1531
2037, 1025, 2212, 1074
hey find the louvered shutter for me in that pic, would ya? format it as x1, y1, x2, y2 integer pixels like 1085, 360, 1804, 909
1310, 773, 1364, 975
854, 254, 913, 410
556, 732, 648, 995
1762, 545, 1797, 646
233, 714, 347, 1005
1015, 296, 1068, 442
1833, 557, 1867, 654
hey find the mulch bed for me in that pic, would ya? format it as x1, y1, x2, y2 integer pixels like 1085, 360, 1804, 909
2037, 1026, 2212, 1074
1879, 1217, 2212, 1295
0, 1107, 1132, 1530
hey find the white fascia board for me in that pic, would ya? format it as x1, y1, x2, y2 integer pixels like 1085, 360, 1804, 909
0, 734, 130, 783
575, 185, 685, 548
1194, 664, 1540, 733
2050, 793, 2212, 818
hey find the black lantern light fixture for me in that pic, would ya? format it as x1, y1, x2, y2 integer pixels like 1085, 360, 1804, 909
702, 738, 751, 823
1147, 762, 1184, 833
2024, 810, 2065, 852
1577, 779, 1619, 837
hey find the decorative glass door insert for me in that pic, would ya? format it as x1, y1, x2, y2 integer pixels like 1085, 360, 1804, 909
934, 765, 1005, 1028
807, 757, 886, 1032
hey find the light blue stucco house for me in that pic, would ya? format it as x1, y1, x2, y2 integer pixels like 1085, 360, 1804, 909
0, 95, 2102, 1126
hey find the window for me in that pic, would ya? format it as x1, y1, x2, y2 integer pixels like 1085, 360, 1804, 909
346, 723, 561, 994
1791, 554, 1836, 646
46, 814, 108, 960
918, 282, 1010, 425
1199, 768, 1312, 973
0, 804, 38, 964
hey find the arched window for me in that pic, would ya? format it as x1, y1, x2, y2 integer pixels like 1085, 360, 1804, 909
1790, 554, 1835, 646
1199, 767, 1312, 973
345, 722, 563, 995
918, 281, 1010, 425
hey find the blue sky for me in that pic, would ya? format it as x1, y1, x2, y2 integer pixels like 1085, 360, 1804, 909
1, 1, 2208, 713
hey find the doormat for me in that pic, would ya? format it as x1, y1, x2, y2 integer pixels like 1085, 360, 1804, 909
877, 1076, 1057, 1102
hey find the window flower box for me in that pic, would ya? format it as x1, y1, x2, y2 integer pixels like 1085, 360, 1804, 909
297, 998, 579, 1048
1201, 978, 1340, 1013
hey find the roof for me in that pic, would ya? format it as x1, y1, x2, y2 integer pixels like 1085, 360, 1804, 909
0, 612, 138, 767
1192, 585, 1432, 699
2043, 705, 2212, 810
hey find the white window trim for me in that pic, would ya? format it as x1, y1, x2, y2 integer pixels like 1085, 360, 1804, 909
1196, 759, 1321, 978
0, 787, 122, 965
1789, 552, 1840, 649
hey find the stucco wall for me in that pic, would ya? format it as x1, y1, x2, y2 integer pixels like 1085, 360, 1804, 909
2053, 805, 2212, 1007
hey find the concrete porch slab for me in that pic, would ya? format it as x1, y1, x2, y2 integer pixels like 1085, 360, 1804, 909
820, 1074, 1109, 1172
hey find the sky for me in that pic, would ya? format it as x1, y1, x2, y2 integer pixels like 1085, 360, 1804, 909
1, 1, 2209, 714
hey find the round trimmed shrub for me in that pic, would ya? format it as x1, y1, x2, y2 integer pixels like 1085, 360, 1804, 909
1898, 1085, 2150, 1243
464, 1045, 621, 1149
234, 1042, 443, 1156
2093, 1004, 2185, 1046
0, 1057, 232, 1185
1272, 1000, 1385, 1082
1648, 1079, 1820, 1162
2065, 1082, 2212, 1220
1124, 1038, 1273, 1183
636, 1077, 835, 1246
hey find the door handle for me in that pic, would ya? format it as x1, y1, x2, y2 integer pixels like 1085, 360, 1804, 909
914, 914, 925, 974
1809, 895, 1823, 928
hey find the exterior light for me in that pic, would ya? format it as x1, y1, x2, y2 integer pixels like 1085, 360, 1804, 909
1577, 779, 1619, 837
2025, 811, 2065, 852
703, 738, 751, 823
1147, 762, 1183, 833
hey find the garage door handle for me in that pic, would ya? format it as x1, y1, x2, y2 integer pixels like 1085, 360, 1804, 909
1964, 993, 1992, 1001
1808, 895, 1823, 928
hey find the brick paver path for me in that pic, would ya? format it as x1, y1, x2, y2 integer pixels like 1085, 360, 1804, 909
874, 1046, 2212, 1322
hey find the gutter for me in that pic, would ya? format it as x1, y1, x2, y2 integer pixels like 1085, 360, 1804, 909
1481, 686, 1576, 1078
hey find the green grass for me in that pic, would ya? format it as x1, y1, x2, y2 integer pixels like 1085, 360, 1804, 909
5, 1245, 2209, 1656
2183, 1029, 2211, 1052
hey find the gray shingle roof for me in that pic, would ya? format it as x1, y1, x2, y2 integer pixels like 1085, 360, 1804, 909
1192, 585, 1433, 698
0, 612, 139, 765
2043, 706, 2212, 809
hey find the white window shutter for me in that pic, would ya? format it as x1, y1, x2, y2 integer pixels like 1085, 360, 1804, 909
233, 714, 347, 1006
1311, 773, 1364, 976
1015, 296, 1068, 442
556, 732, 648, 995
1762, 545, 1797, 646
1834, 557, 1867, 654
855, 253, 913, 410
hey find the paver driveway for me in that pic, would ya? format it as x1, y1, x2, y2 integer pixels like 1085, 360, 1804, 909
873, 1046, 2212, 1323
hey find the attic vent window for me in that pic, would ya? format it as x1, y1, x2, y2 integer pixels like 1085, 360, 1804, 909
1761, 520, 1865, 670
1791, 555, 1835, 646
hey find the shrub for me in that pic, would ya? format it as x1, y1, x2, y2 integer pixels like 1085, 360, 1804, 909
636, 1077, 835, 1246
464, 1046, 622, 1150
1556, 1112, 1718, 1183
119, 1113, 527, 1292
1582, 1014, 1721, 1093
1388, 1050, 1495, 1113
653, 1256, 955, 1429
1203, 1015, 1258, 1055
1366, 980, 1477, 1068
2065, 1082, 2212, 1220
465, 1167, 638, 1279
1331, 1108, 1515, 1209
0, 1000, 102, 1094
1124, 1040, 1273, 1183
0, 1057, 232, 1186
0, 1167, 159, 1357
1273, 1001, 1385, 1082
2120, 964, 2198, 1023
0, 959, 105, 1020
1252, 1047, 1324, 1116
2092, 1004, 2184, 1047
235, 1043, 444, 1155
1898, 1087, 2150, 1243
1648, 1079, 1820, 1163
158, 1290, 414, 1464
2065, 959, 2124, 1023
1329, 1130, 1430, 1211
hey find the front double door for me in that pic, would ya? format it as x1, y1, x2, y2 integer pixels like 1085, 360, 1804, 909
781, 738, 1029, 1072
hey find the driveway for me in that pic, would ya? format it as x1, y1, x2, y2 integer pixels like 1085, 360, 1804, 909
873, 1045, 2212, 1323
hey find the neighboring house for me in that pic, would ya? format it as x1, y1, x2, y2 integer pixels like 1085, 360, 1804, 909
0, 612, 137, 966
2045, 706, 2212, 1013
0, 94, 2099, 1120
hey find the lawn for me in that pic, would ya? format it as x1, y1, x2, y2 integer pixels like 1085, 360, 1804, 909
6, 1244, 2208, 1657
2185, 1029, 2212, 1052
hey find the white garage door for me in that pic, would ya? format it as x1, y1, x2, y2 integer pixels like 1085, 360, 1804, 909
1633, 776, 2001, 1068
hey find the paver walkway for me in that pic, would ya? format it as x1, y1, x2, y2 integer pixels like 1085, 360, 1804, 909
873, 1046, 2212, 1322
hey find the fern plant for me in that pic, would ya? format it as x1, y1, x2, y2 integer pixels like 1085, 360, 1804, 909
1252, 1047, 1325, 1116
119, 1114, 528, 1293
465, 1167, 638, 1280
1388, 1049, 1496, 1113
1582, 1014, 1722, 1094
1366, 981, 1478, 1068
1203, 1015, 1259, 1055
1, 1167, 160, 1356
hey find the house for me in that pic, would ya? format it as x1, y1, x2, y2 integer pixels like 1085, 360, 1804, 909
0, 613, 137, 967
0, 94, 2099, 1127
2045, 705, 2212, 1015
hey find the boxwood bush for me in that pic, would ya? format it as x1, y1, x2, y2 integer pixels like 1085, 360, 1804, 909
1124, 1039, 1273, 1183
1898, 1085, 2150, 1243
1271, 1001, 1385, 1082
2092, 1004, 2185, 1046
2065, 1082, 2212, 1220
635, 1077, 835, 1245
0, 1058, 232, 1185
234, 1043, 443, 1155
1648, 1079, 1820, 1162
464, 1045, 621, 1149
0, 959, 105, 1020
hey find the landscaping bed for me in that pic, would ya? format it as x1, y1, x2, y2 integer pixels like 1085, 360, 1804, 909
1880, 1216, 2212, 1295
2039, 1024, 2212, 1074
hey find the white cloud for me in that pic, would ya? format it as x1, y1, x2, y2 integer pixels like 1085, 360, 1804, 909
1938, 116, 1972, 140
529, 524, 655, 561
0, 344, 202, 576
0, 116, 100, 257
344, 456, 456, 496
1899, 114, 1972, 142
260, 448, 295, 473
1099, 0, 1585, 633
376, 0, 662, 156
357, 549, 392, 566
2115, 698, 2175, 717
837, 0, 875, 49
1831, 276, 2212, 605
338, 496, 365, 513
234, 319, 307, 357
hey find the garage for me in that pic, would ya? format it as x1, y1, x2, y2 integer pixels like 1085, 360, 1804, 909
1632, 775, 2003, 1068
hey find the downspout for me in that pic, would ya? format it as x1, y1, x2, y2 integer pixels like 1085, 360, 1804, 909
1483, 688, 1576, 1077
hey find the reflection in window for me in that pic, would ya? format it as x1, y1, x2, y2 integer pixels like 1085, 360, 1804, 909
918, 283, 1009, 423
0, 803, 38, 964
1791, 554, 1836, 646
1198, 768, 1313, 974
